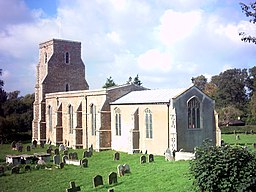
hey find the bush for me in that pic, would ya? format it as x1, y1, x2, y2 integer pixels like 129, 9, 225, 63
190, 140, 256, 192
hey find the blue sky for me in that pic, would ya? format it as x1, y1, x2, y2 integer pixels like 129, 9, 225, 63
0, 0, 256, 95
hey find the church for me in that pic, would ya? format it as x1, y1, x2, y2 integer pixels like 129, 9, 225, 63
32, 39, 221, 155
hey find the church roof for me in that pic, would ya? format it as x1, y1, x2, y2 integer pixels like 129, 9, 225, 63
111, 88, 187, 104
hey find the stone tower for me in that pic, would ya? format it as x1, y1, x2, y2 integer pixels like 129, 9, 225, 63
32, 39, 89, 143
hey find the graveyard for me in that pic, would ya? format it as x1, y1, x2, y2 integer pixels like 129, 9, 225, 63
0, 133, 256, 192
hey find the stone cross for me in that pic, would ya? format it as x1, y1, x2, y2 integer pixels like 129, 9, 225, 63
66, 181, 81, 192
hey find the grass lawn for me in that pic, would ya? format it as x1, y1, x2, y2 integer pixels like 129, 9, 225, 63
0, 144, 194, 192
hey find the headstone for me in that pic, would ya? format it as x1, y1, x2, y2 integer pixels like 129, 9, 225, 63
53, 155, 61, 165
117, 164, 125, 176
88, 150, 92, 157
83, 150, 92, 158
81, 158, 88, 168
123, 164, 130, 173
69, 152, 73, 159
11, 166, 20, 174
108, 189, 114, 192
32, 140, 37, 148
114, 152, 120, 160
54, 148, 60, 155
17, 145, 23, 152
40, 141, 44, 148
89, 145, 93, 155
11, 141, 16, 149
31, 144, 35, 149
140, 155, 146, 164
62, 155, 68, 164
25, 165, 31, 172
73, 152, 78, 160
93, 175, 103, 188
66, 181, 81, 192
0, 165, 5, 176
59, 144, 65, 151
46, 148, 51, 154
236, 135, 240, 140
37, 159, 46, 165
149, 154, 154, 162
64, 150, 69, 155
108, 172, 118, 185
145, 150, 147, 154
26, 145, 31, 152
59, 162, 65, 169
164, 148, 172, 161
48, 145, 53, 150
253, 143, 256, 148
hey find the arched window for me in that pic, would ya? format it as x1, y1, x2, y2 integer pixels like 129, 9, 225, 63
188, 97, 201, 128
48, 105, 52, 132
65, 52, 69, 64
68, 105, 74, 133
115, 108, 121, 136
90, 104, 96, 136
145, 108, 152, 138
44, 52, 47, 63
65, 83, 70, 91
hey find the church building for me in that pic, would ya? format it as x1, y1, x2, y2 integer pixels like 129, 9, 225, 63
32, 39, 220, 155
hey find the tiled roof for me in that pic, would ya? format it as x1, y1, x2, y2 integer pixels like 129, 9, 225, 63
111, 88, 187, 104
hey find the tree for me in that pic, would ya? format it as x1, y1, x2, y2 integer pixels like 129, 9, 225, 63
190, 140, 256, 192
133, 74, 142, 86
192, 75, 207, 91
102, 76, 117, 88
127, 76, 132, 84
218, 106, 244, 125
239, 2, 256, 44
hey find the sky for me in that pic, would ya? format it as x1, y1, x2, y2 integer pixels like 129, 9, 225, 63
0, 0, 256, 96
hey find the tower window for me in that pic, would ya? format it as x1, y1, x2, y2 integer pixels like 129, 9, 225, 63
65, 84, 70, 91
65, 52, 70, 64
44, 52, 47, 63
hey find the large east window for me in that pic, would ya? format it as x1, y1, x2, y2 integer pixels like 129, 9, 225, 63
115, 108, 121, 136
188, 97, 201, 128
145, 108, 152, 138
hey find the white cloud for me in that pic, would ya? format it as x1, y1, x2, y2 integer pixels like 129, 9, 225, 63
107, 31, 122, 45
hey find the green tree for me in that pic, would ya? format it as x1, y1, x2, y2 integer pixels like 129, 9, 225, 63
239, 2, 256, 44
133, 74, 142, 86
127, 76, 132, 84
192, 75, 207, 91
218, 106, 243, 125
190, 140, 256, 192
102, 76, 117, 88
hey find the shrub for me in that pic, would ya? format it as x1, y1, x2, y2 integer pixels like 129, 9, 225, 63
190, 140, 256, 192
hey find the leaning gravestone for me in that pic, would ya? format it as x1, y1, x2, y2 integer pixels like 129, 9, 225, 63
64, 150, 69, 155
59, 162, 65, 169
108, 172, 118, 185
69, 152, 73, 159
117, 164, 125, 176
93, 175, 103, 188
62, 155, 68, 164
114, 152, 120, 160
81, 158, 88, 168
123, 164, 130, 173
149, 154, 154, 162
53, 155, 61, 165
46, 148, 51, 154
73, 152, 78, 160
59, 144, 65, 151
11, 166, 20, 174
140, 155, 146, 164
26, 145, 31, 152
66, 181, 81, 192
32, 140, 37, 148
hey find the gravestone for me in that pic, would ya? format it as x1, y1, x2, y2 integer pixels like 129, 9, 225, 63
54, 148, 60, 155
64, 150, 69, 155
149, 154, 154, 162
83, 150, 92, 158
46, 148, 51, 154
140, 155, 146, 164
117, 164, 125, 176
31, 144, 35, 149
254, 143, 256, 148
60, 162, 65, 169
53, 155, 61, 165
73, 152, 78, 160
26, 145, 31, 152
236, 135, 240, 140
114, 152, 120, 160
88, 150, 92, 157
37, 159, 46, 165
108, 189, 114, 192
66, 181, 81, 192
32, 140, 37, 148
25, 165, 31, 172
11, 141, 16, 149
123, 164, 130, 173
93, 175, 103, 188
62, 155, 68, 164
81, 158, 88, 168
40, 141, 44, 148
17, 145, 23, 152
164, 148, 172, 161
0, 165, 4, 176
48, 145, 53, 150
69, 152, 73, 159
59, 144, 65, 151
11, 166, 20, 174
108, 172, 118, 185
